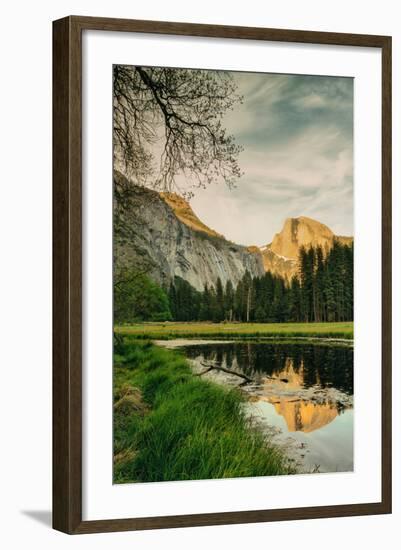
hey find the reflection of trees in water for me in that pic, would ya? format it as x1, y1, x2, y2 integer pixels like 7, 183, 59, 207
185, 343, 354, 395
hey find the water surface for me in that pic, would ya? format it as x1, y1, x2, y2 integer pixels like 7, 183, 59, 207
165, 340, 354, 473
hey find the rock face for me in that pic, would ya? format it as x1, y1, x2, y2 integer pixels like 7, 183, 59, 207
259, 246, 298, 280
115, 172, 353, 288
115, 173, 264, 291
271, 217, 335, 259
160, 192, 224, 239
261, 216, 353, 280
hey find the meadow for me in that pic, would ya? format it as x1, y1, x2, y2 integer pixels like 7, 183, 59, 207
115, 321, 354, 340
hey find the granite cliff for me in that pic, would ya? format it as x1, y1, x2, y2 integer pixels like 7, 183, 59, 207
260, 217, 353, 280
115, 172, 353, 288
114, 173, 264, 291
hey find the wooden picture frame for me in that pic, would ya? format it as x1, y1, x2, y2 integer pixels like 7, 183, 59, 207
53, 15, 392, 534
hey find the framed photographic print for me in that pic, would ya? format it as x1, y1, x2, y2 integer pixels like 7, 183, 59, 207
53, 16, 392, 534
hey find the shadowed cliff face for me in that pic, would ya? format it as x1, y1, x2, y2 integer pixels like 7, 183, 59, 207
114, 173, 264, 291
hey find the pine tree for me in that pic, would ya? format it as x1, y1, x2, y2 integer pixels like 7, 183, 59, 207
224, 280, 234, 321
215, 277, 225, 322
243, 271, 255, 322
199, 283, 211, 321
299, 246, 313, 321
164, 242, 353, 324
289, 275, 302, 322
168, 282, 177, 320
315, 245, 325, 322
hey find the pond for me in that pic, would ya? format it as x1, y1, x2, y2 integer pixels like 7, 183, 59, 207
158, 340, 354, 474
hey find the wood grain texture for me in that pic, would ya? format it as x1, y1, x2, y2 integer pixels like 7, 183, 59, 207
52, 15, 392, 534
52, 16, 82, 534
381, 36, 392, 514
70, 15, 390, 47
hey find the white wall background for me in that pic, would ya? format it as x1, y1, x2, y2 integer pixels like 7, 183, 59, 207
0, 1, 399, 548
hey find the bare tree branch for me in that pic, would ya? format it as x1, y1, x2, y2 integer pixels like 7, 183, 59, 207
113, 65, 243, 197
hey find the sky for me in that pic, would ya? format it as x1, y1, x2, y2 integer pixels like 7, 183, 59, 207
186, 71, 354, 247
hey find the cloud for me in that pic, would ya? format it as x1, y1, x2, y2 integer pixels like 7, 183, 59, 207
294, 93, 327, 109
186, 71, 354, 245
152, 70, 354, 246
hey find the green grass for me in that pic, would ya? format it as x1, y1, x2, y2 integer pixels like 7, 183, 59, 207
115, 321, 354, 340
114, 339, 294, 483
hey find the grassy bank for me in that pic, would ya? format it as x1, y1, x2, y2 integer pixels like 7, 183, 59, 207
115, 321, 354, 340
114, 339, 293, 483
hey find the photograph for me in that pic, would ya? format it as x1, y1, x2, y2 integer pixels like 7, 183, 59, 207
112, 64, 354, 483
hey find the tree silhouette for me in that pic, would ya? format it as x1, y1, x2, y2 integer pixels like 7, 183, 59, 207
114, 65, 243, 196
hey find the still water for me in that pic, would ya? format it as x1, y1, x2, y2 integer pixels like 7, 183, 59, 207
165, 341, 354, 474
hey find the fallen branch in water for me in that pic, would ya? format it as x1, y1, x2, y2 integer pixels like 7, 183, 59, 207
196, 361, 253, 384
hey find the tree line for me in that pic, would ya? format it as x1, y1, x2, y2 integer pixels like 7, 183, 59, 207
169, 241, 353, 323
114, 241, 353, 324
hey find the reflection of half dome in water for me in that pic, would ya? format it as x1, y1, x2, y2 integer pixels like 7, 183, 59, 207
268, 357, 305, 390
260, 358, 344, 432
271, 398, 338, 433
